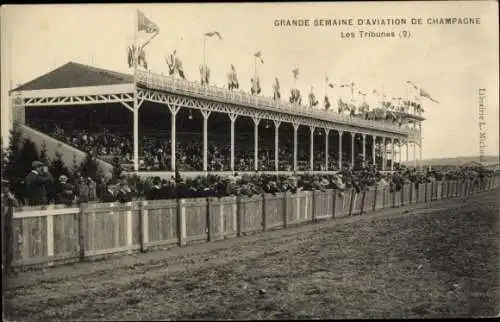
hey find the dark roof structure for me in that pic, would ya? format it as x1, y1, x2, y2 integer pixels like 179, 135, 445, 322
13, 62, 133, 92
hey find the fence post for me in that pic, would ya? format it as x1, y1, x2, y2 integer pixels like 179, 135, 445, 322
391, 187, 396, 208
348, 188, 355, 216
332, 189, 337, 218
262, 194, 267, 232
283, 192, 288, 228
424, 182, 432, 203
2, 204, 14, 282
78, 203, 87, 262
360, 189, 367, 215
139, 201, 148, 253
311, 190, 317, 222
177, 199, 186, 246
47, 209, 54, 266
206, 198, 212, 242
236, 196, 243, 237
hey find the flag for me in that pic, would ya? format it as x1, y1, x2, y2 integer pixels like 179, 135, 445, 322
325, 76, 334, 88
309, 91, 318, 107
137, 10, 159, 34
137, 47, 148, 69
359, 101, 370, 113
273, 78, 281, 100
419, 88, 439, 103
292, 68, 299, 79
254, 51, 264, 64
338, 98, 349, 113
127, 45, 135, 68
406, 80, 419, 91
204, 31, 222, 39
324, 96, 331, 110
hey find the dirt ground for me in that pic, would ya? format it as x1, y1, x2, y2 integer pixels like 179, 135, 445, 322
3, 190, 499, 320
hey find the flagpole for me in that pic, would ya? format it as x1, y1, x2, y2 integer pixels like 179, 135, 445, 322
254, 54, 257, 81
324, 73, 327, 100
203, 36, 207, 70
133, 9, 139, 172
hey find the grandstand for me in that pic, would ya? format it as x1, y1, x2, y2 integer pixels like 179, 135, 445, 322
9, 61, 424, 178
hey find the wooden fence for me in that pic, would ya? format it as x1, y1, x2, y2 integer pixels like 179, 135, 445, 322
3, 177, 499, 270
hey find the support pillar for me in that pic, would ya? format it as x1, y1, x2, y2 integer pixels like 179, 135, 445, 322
169, 105, 180, 172
229, 114, 237, 171
293, 124, 299, 171
133, 96, 139, 171
351, 132, 355, 169
362, 133, 366, 167
390, 138, 394, 170
382, 138, 386, 171
419, 121, 423, 171
413, 142, 417, 168
274, 120, 281, 172
372, 135, 377, 169
201, 110, 211, 172
338, 130, 343, 170
406, 141, 409, 164
325, 128, 330, 171
398, 140, 402, 165
309, 126, 315, 171
253, 117, 261, 171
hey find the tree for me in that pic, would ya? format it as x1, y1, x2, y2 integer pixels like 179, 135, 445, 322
1, 137, 6, 183
49, 150, 69, 180
39, 141, 50, 165
19, 138, 40, 176
4, 124, 39, 201
5, 123, 24, 200
70, 153, 80, 180
79, 153, 100, 180
111, 156, 123, 180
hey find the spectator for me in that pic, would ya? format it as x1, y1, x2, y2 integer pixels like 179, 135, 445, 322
146, 177, 163, 200
24, 161, 53, 206
87, 177, 97, 202
101, 182, 117, 203
75, 176, 90, 204
54, 175, 75, 206
117, 181, 133, 203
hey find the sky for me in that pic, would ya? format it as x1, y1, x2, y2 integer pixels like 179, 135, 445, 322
1, 2, 498, 160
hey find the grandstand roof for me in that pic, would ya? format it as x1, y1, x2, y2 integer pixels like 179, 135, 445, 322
13, 62, 133, 92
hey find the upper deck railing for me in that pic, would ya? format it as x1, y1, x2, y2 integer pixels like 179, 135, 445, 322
136, 70, 419, 136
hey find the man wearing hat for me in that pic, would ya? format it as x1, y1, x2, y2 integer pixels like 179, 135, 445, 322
54, 175, 75, 206
24, 161, 53, 206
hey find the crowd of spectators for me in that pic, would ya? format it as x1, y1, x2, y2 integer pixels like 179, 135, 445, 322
8, 158, 497, 208
30, 119, 390, 173
31, 119, 382, 172
30, 121, 133, 164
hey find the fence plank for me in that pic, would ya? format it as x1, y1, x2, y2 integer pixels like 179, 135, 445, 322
314, 190, 334, 220
209, 196, 238, 240
351, 190, 364, 215
183, 198, 207, 243
364, 188, 376, 212
402, 184, 411, 206
239, 195, 263, 234
264, 193, 285, 230
382, 186, 392, 209
393, 188, 402, 208
334, 189, 353, 218
417, 184, 426, 203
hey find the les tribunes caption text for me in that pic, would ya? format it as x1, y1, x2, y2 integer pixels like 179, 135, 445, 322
274, 17, 481, 39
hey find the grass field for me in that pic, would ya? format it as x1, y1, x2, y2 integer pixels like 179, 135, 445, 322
4, 190, 499, 320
